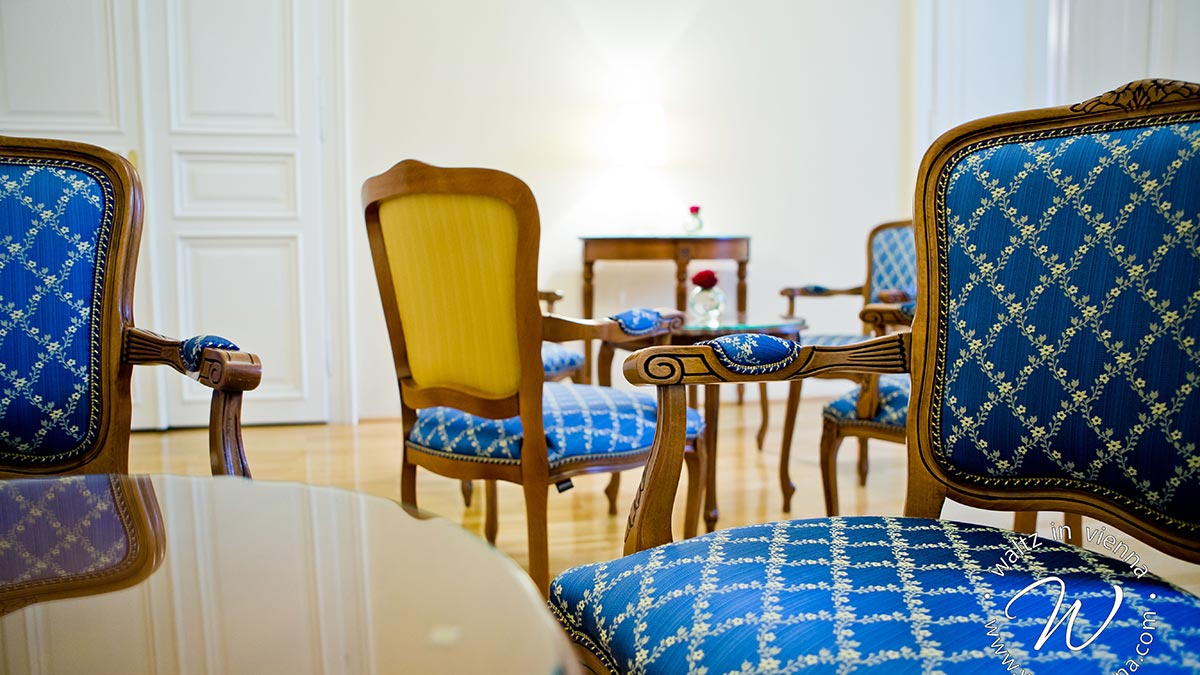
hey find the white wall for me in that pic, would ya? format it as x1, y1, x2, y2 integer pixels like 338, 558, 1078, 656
348, 0, 914, 416
344, 0, 1200, 419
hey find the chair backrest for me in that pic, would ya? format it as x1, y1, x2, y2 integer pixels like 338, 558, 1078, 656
865, 219, 915, 303
361, 160, 545, 423
0, 136, 141, 474
910, 79, 1200, 561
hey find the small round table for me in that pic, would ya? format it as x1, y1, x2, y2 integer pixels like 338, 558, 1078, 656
671, 319, 805, 532
0, 474, 577, 674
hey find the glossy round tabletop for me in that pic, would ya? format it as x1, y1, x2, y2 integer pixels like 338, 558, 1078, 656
0, 474, 575, 674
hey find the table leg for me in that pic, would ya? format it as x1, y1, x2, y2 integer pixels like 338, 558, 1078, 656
704, 384, 720, 532
736, 261, 748, 404
581, 260, 594, 384
736, 261, 747, 320
756, 382, 769, 450
779, 379, 802, 512
675, 257, 688, 311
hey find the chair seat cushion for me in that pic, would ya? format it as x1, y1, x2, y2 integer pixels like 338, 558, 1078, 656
800, 333, 871, 347
551, 516, 1200, 674
541, 342, 585, 378
407, 382, 703, 469
823, 373, 910, 429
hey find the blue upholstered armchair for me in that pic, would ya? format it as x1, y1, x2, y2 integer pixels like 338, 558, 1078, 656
774, 219, 917, 513
551, 80, 1200, 673
0, 136, 261, 478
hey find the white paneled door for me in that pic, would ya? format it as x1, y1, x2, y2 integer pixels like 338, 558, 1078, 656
140, 0, 330, 425
0, 0, 332, 426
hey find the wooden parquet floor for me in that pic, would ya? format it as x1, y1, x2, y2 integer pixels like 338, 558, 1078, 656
129, 397, 1200, 594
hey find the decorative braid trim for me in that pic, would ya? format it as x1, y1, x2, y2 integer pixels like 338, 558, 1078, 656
546, 601, 622, 674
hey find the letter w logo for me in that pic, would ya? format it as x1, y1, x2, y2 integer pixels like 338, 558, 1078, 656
1005, 576, 1123, 651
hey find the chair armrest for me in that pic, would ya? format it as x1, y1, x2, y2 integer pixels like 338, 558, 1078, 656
620, 332, 910, 554
624, 331, 909, 387
779, 284, 864, 298
542, 307, 683, 345
538, 289, 565, 313
859, 302, 916, 335
779, 284, 864, 316
124, 327, 261, 391
123, 327, 262, 478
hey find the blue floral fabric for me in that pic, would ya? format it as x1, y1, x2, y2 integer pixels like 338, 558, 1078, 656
869, 224, 916, 303
0, 160, 112, 464
0, 474, 129, 587
541, 341, 585, 378
407, 382, 703, 469
935, 120, 1200, 531
551, 516, 1200, 674
179, 335, 240, 372
609, 308, 662, 336
824, 374, 911, 429
702, 333, 800, 375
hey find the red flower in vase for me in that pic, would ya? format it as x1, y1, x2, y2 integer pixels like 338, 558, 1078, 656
689, 205, 700, 215
691, 269, 718, 289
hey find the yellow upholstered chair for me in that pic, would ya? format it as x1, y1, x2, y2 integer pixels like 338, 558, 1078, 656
538, 290, 586, 381
0, 136, 261, 479
552, 79, 1200, 673
361, 160, 704, 594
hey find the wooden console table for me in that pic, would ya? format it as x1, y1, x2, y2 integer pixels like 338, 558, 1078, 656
580, 235, 750, 320
580, 235, 750, 382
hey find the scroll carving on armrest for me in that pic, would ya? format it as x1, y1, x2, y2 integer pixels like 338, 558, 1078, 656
624, 332, 910, 386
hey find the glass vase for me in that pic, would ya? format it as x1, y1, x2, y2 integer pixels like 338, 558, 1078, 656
688, 286, 726, 326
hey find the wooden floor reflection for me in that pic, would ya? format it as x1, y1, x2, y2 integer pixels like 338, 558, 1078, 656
129, 396, 1200, 595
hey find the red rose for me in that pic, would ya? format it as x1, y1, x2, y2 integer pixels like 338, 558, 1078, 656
689, 205, 700, 215
691, 269, 718, 289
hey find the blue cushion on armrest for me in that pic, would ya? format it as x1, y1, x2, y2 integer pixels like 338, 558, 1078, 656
609, 308, 662, 336
179, 335, 239, 372
702, 333, 800, 374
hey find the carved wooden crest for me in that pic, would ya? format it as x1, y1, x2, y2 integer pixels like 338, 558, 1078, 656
1071, 79, 1200, 113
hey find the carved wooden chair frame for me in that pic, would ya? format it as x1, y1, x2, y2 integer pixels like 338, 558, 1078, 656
362, 160, 701, 595
0, 136, 261, 479
620, 79, 1200, 563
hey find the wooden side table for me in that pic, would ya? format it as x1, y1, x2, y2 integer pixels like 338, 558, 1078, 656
580, 235, 750, 381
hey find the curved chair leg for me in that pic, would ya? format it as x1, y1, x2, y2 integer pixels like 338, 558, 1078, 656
856, 438, 869, 487
682, 436, 706, 539
755, 383, 770, 450
484, 480, 499, 544
819, 418, 844, 517
461, 479, 474, 507
208, 390, 252, 477
778, 380, 803, 512
604, 473, 621, 515
524, 481, 550, 597
400, 450, 418, 508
